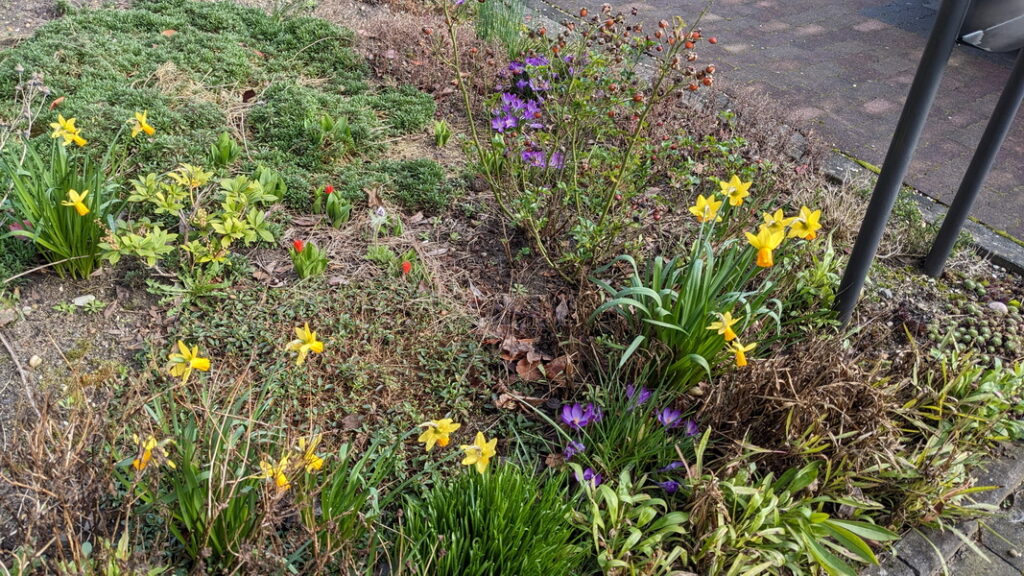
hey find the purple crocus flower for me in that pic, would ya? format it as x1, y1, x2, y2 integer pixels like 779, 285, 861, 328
523, 99, 542, 119
547, 151, 564, 169
659, 480, 681, 493
626, 385, 652, 407
508, 61, 525, 74
490, 114, 518, 133
500, 92, 526, 113
525, 55, 549, 67
515, 78, 531, 91
660, 461, 683, 472
656, 407, 684, 428
528, 78, 551, 92
683, 419, 700, 437
576, 467, 602, 487
561, 403, 602, 429
563, 440, 585, 460
523, 150, 546, 167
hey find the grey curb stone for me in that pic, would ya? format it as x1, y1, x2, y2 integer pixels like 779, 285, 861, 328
821, 153, 1024, 278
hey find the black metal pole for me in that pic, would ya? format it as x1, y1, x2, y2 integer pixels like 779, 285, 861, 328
924, 48, 1024, 277
835, 0, 973, 325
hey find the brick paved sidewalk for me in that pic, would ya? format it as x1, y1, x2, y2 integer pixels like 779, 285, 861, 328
530, 0, 1024, 240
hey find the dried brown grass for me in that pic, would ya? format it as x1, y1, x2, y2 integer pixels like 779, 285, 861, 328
699, 335, 902, 475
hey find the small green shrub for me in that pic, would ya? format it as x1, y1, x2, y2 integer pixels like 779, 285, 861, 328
402, 465, 583, 576
0, 234, 37, 282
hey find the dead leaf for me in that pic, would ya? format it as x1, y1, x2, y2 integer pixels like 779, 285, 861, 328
496, 394, 518, 410
49, 96, 64, 110
328, 275, 349, 286
545, 453, 565, 468
241, 88, 257, 103
500, 336, 536, 362
160, 29, 177, 37
407, 212, 424, 225
545, 355, 572, 383
341, 414, 365, 430
102, 300, 120, 320
516, 358, 544, 381
366, 186, 381, 208
555, 296, 570, 325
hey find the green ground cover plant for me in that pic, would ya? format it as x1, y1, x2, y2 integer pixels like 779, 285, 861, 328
2, 0, 1024, 575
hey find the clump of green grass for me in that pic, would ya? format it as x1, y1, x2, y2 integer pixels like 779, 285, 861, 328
378, 158, 451, 213
321, 158, 455, 213
354, 85, 436, 135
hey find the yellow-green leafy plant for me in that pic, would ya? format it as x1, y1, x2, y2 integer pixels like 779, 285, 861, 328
432, 119, 452, 147
682, 432, 898, 576
103, 165, 280, 270
208, 132, 242, 168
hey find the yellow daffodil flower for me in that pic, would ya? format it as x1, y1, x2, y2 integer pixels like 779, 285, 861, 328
762, 209, 793, 234
707, 311, 741, 342
297, 434, 325, 473
166, 340, 211, 384
49, 114, 87, 147
745, 225, 785, 268
788, 206, 822, 240
719, 175, 752, 207
131, 434, 175, 471
131, 110, 156, 137
418, 418, 461, 451
61, 189, 90, 216
286, 323, 324, 365
728, 339, 757, 367
460, 431, 497, 474
688, 194, 723, 223
259, 455, 291, 491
